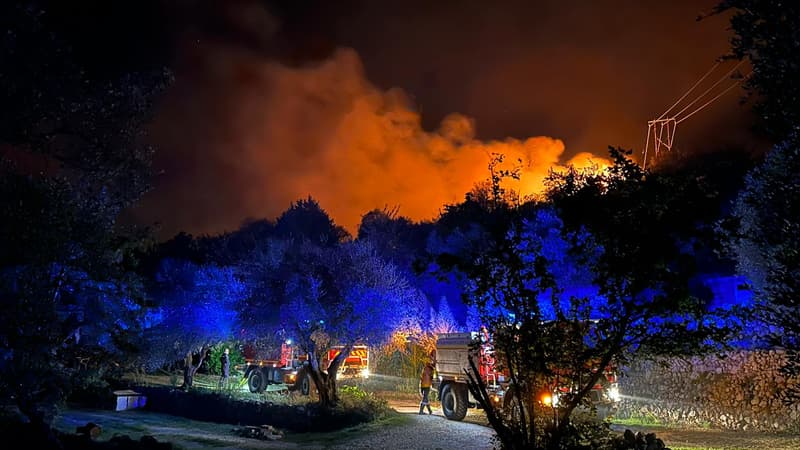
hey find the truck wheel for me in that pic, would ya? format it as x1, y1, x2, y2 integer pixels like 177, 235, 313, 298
248, 370, 266, 393
293, 367, 312, 396
441, 383, 468, 421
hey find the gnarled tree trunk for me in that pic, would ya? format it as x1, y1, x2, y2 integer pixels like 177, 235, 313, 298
182, 347, 210, 390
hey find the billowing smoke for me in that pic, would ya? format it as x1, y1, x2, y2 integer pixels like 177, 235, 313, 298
138, 41, 605, 238
45, 0, 764, 239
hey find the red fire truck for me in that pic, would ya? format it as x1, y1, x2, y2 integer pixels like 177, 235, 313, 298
434, 330, 619, 421
241, 342, 369, 395
323, 345, 370, 378
241, 342, 306, 393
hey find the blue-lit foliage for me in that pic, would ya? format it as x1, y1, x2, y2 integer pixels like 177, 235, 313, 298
414, 270, 466, 331
142, 258, 245, 371
429, 295, 459, 333
517, 207, 599, 320
276, 240, 424, 406
0, 262, 148, 404
545, 149, 746, 357
358, 207, 461, 335
234, 212, 425, 406
428, 148, 750, 449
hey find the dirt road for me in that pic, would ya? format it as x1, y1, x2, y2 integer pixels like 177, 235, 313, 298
54, 400, 800, 450
55, 404, 497, 450
387, 399, 800, 450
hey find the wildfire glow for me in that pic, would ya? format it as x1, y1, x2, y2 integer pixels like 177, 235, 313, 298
148, 40, 609, 236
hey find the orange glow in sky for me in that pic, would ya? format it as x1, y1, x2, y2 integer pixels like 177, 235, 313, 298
144, 45, 609, 237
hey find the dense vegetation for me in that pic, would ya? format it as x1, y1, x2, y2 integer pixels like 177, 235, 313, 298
1, 1, 799, 449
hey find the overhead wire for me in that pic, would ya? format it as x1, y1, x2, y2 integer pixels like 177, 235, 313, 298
656, 60, 721, 121
676, 72, 750, 124
671, 60, 745, 122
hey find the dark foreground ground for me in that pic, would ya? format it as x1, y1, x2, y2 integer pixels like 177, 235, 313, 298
54, 405, 496, 450
48, 399, 800, 450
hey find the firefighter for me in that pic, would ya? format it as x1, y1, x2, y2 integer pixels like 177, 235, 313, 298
419, 357, 435, 415
218, 348, 230, 389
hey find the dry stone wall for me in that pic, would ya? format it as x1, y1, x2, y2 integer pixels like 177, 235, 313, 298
616, 349, 800, 432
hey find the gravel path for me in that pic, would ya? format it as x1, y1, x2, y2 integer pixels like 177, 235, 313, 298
326, 412, 496, 450
328, 413, 494, 450
55, 404, 497, 450
54, 405, 800, 450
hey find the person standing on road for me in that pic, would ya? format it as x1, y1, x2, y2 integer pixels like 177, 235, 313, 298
219, 348, 230, 389
419, 358, 435, 415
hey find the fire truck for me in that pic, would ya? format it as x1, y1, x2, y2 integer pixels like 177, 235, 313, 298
434, 330, 620, 421
324, 345, 370, 378
434, 331, 503, 420
242, 342, 369, 395
241, 341, 306, 394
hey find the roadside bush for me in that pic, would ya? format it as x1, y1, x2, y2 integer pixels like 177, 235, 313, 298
137, 385, 384, 432
205, 345, 244, 376
337, 385, 393, 420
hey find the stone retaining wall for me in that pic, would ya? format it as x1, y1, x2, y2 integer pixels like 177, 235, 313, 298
616, 349, 800, 432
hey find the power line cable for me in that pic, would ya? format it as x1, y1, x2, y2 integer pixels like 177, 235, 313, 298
657, 61, 721, 120
672, 60, 744, 121
676, 73, 749, 124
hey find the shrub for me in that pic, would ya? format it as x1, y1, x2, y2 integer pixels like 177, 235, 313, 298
337, 385, 392, 420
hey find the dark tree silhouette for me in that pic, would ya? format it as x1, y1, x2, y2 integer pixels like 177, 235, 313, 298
711, 0, 800, 405
275, 196, 351, 246
0, 1, 171, 431
711, 0, 800, 141
723, 137, 800, 404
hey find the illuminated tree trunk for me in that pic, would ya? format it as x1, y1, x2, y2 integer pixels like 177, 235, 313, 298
182, 347, 210, 390
306, 349, 347, 408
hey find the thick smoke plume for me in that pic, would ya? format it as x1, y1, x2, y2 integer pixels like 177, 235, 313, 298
139, 42, 605, 238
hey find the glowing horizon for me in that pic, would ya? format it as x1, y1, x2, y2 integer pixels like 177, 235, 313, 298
141, 46, 611, 237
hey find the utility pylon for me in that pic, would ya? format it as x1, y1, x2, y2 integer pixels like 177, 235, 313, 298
642, 60, 747, 170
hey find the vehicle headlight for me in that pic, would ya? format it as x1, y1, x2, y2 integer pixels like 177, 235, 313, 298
608, 386, 620, 402
361, 368, 370, 378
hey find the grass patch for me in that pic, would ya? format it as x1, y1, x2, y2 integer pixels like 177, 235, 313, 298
612, 412, 666, 428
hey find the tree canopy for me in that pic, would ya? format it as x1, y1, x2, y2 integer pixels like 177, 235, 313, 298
0, 1, 171, 427
426, 148, 745, 449
712, 0, 800, 141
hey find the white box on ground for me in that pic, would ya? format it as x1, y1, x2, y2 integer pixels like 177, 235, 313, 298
112, 389, 147, 411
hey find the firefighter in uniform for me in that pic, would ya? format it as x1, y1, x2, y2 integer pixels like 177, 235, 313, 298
218, 348, 230, 389
419, 358, 435, 414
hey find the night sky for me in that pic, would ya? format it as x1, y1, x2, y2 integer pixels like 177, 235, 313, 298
44, 0, 769, 239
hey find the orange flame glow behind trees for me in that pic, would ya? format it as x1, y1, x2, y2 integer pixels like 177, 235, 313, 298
150, 45, 609, 236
